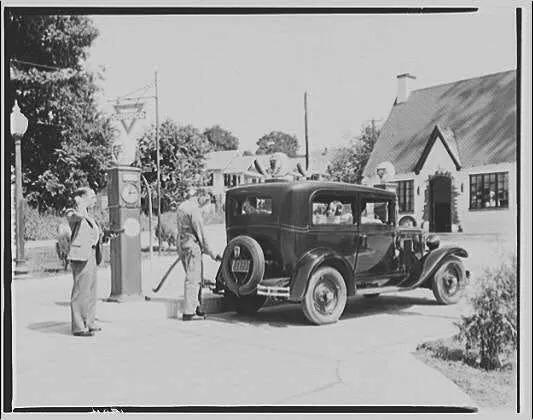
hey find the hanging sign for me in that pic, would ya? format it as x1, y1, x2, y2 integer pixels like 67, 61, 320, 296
112, 101, 146, 135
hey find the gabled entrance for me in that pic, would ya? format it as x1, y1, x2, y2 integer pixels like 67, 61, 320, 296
429, 176, 452, 232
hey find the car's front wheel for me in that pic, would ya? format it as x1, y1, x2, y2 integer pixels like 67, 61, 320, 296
302, 266, 347, 325
432, 256, 466, 304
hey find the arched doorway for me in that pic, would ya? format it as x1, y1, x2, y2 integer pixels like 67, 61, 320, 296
429, 176, 452, 232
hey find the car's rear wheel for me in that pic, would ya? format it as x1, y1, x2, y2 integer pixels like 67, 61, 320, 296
432, 256, 465, 305
302, 266, 347, 325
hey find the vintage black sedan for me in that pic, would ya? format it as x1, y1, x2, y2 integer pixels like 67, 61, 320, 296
216, 181, 469, 325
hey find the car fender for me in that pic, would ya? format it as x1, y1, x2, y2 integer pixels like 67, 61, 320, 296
290, 247, 355, 301
415, 245, 468, 288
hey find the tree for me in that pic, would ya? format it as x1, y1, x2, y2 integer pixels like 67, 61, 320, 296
203, 125, 239, 151
256, 131, 299, 157
6, 14, 114, 211
327, 122, 380, 184
136, 120, 211, 212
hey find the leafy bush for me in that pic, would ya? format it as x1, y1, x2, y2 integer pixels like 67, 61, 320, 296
137, 120, 211, 212
457, 257, 517, 370
24, 206, 63, 240
8, 15, 113, 212
24, 201, 110, 241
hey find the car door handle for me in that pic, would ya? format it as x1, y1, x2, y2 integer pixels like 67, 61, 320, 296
357, 234, 368, 248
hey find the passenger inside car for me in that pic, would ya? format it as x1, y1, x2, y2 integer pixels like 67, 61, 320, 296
326, 201, 342, 223
312, 200, 353, 225
242, 198, 257, 215
313, 203, 327, 224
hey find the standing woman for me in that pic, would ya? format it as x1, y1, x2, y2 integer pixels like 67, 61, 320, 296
66, 187, 105, 337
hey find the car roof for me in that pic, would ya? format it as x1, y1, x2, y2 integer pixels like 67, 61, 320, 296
226, 180, 396, 198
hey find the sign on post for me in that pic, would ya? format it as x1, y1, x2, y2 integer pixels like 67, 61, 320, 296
111, 101, 146, 166
107, 98, 146, 301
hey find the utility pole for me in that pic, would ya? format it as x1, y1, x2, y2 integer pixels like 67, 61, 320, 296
155, 69, 161, 255
304, 92, 309, 170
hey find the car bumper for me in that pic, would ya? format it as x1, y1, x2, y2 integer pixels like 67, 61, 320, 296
256, 277, 291, 298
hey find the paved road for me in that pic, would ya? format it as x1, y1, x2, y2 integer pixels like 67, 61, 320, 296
10, 226, 515, 410
13, 271, 475, 408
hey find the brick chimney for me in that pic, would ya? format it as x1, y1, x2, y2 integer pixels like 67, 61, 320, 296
396, 73, 416, 104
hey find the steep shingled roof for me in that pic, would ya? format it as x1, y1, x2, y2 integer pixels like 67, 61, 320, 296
364, 70, 516, 177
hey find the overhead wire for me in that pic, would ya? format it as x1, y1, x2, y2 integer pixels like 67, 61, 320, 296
10, 58, 76, 72
10, 58, 154, 103
116, 82, 154, 101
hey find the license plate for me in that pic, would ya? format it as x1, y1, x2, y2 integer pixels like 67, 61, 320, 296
232, 259, 250, 273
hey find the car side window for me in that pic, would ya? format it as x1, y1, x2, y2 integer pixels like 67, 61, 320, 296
359, 199, 394, 225
311, 194, 354, 225
230, 196, 273, 216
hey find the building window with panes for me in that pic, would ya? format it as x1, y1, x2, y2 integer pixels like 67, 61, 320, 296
469, 172, 509, 209
224, 173, 241, 188
396, 180, 414, 213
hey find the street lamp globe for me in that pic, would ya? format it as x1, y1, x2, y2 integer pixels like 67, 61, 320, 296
11, 100, 28, 138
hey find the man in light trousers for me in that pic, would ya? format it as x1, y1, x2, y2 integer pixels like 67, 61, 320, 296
177, 187, 220, 321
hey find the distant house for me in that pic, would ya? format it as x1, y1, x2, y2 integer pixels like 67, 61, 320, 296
203, 150, 262, 204
204, 148, 335, 204
363, 70, 516, 234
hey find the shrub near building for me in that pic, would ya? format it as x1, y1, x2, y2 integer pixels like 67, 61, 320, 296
24, 206, 63, 241
457, 257, 517, 370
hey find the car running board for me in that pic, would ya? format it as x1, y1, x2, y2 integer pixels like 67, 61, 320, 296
358, 286, 405, 296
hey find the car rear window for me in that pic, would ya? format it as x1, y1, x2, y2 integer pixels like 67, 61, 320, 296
230, 196, 273, 216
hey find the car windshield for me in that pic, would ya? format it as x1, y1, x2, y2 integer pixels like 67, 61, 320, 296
230, 195, 273, 216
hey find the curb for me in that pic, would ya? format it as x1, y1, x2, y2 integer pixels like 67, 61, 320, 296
145, 290, 231, 318
97, 291, 281, 323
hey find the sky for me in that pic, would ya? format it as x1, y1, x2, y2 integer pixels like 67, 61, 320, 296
86, 6, 517, 154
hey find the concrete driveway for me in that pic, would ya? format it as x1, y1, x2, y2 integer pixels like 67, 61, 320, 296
12, 270, 475, 409
11, 224, 515, 410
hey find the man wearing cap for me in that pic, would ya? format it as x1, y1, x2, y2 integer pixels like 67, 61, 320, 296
177, 186, 221, 321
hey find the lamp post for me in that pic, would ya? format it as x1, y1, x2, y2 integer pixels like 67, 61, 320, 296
11, 100, 29, 275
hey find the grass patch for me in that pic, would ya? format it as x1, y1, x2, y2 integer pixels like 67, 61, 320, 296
414, 336, 516, 409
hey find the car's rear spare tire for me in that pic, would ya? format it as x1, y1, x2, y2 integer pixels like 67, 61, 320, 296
221, 235, 265, 296
432, 256, 466, 305
302, 266, 347, 325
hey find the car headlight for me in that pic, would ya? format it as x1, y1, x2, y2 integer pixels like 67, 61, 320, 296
426, 234, 440, 251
